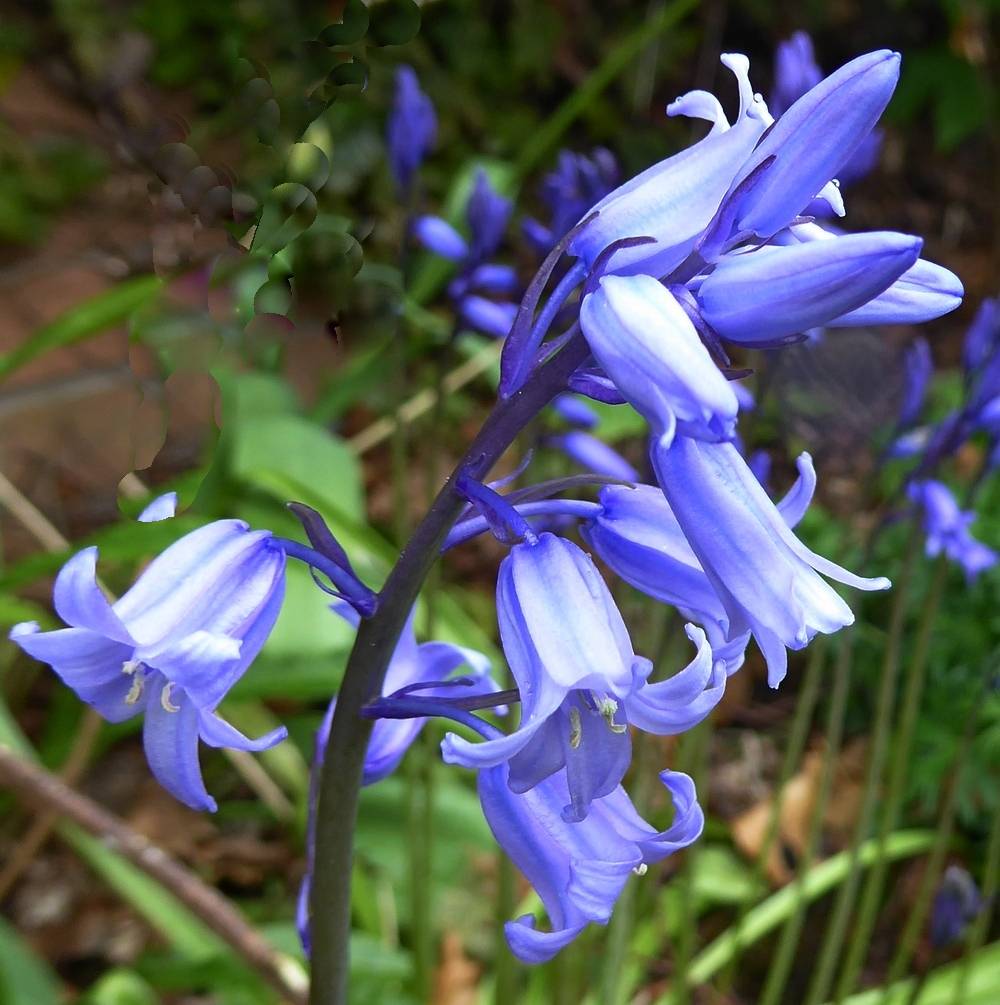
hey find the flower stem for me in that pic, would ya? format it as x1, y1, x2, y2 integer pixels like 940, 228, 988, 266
801, 526, 922, 1005
834, 554, 949, 1000
307, 334, 591, 1005
758, 628, 854, 1005
718, 637, 826, 994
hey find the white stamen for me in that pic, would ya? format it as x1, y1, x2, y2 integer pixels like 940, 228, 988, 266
160, 682, 181, 713
125, 674, 145, 705
633, 863, 649, 877
122, 658, 142, 675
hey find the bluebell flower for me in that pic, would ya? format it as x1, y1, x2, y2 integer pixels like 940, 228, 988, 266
414, 169, 517, 339
387, 66, 436, 195
770, 32, 882, 189
963, 297, 1000, 375
696, 231, 922, 345
459, 295, 518, 339
930, 865, 983, 949
331, 602, 500, 785
650, 439, 890, 686
549, 431, 638, 482
770, 32, 823, 118
730, 49, 900, 240
523, 148, 619, 253
580, 275, 739, 444
480, 762, 702, 962
908, 480, 998, 583
570, 54, 769, 276
825, 255, 964, 328
9, 496, 287, 811
552, 393, 599, 429
442, 533, 727, 821
898, 337, 933, 428
582, 476, 822, 670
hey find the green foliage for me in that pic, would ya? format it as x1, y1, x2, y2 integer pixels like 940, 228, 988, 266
0, 916, 60, 1005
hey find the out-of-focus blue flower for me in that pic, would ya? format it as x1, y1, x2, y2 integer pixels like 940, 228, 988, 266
412, 216, 468, 260
580, 275, 739, 444
770, 33, 882, 189
898, 337, 933, 428
331, 603, 500, 786
930, 865, 983, 949
9, 496, 287, 811
731, 49, 899, 240
651, 439, 890, 686
908, 480, 998, 582
552, 394, 599, 429
550, 431, 638, 482
697, 232, 922, 345
748, 449, 772, 491
963, 297, 1000, 375
570, 54, 769, 277
771, 32, 823, 117
459, 296, 518, 339
466, 169, 514, 265
480, 762, 702, 962
523, 148, 619, 254
387, 66, 437, 195
441, 533, 726, 820
415, 169, 517, 339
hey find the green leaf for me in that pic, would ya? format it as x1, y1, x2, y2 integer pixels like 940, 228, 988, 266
0, 915, 60, 1005
230, 413, 364, 521
680, 830, 936, 991
0, 275, 163, 382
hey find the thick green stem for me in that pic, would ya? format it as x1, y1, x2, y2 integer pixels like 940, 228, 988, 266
307, 336, 590, 1005
802, 527, 922, 1005
835, 555, 949, 1000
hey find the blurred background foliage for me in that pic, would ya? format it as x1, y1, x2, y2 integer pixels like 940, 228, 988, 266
0, 0, 998, 1003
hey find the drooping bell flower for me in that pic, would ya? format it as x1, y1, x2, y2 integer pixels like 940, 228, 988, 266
480, 761, 703, 963
296, 610, 498, 954
963, 297, 1000, 375
330, 602, 500, 786
696, 231, 922, 345
9, 495, 287, 811
569, 53, 769, 277
581, 476, 816, 670
650, 438, 890, 686
441, 533, 727, 821
728, 49, 900, 240
387, 66, 437, 195
908, 480, 998, 583
580, 274, 739, 444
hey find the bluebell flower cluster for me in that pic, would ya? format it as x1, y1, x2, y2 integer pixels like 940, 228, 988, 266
414, 169, 518, 338
10, 43, 977, 972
